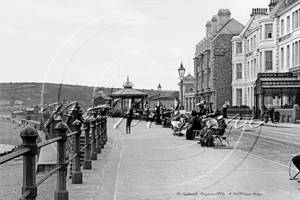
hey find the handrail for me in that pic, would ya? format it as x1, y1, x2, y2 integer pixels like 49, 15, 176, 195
0, 116, 108, 200
37, 137, 62, 148
67, 131, 78, 137
66, 152, 78, 164
0, 147, 30, 165
36, 165, 62, 187
19, 190, 31, 200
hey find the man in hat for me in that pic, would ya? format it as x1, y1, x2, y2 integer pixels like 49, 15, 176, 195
214, 115, 227, 136
125, 108, 134, 134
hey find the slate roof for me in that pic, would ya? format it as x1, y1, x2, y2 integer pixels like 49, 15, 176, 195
217, 18, 245, 35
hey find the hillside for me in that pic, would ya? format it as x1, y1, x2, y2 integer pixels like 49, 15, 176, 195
0, 82, 177, 108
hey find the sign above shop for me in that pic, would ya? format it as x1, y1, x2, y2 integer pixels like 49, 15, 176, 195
214, 48, 225, 56
258, 72, 294, 78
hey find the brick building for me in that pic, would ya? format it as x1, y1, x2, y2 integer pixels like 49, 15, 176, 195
194, 9, 244, 111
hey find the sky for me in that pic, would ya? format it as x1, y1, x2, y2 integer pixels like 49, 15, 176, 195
0, 0, 269, 91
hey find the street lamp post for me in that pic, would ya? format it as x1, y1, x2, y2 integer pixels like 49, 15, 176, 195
157, 83, 162, 105
178, 62, 186, 107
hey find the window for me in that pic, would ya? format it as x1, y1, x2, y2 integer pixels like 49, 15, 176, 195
236, 42, 242, 54
265, 24, 273, 39
265, 51, 273, 70
259, 25, 262, 41
260, 52, 262, 72
251, 38, 253, 51
281, 47, 284, 70
254, 59, 257, 76
254, 35, 256, 49
296, 41, 299, 66
293, 12, 295, 30
293, 43, 295, 66
296, 10, 299, 29
247, 62, 250, 79
287, 16, 290, 33
236, 89, 242, 106
236, 63, 242, 80
287, 45, 290, 68
281, 19, 284, 36
251, 60, 253, 78
247, 39, 249, 52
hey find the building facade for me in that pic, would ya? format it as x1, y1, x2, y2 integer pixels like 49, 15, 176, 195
181, 74, 195, 111
232, 0, 300, 109
194, 9, 244, 111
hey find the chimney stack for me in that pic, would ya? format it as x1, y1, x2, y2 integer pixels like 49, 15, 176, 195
269, 0, 279, 12
211, 15, 218, 36
217, 9, 231, 32
206, 21, 211, 37
250, 8, 268, 17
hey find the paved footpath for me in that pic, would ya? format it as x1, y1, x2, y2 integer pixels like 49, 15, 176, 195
67, 118, 299, 200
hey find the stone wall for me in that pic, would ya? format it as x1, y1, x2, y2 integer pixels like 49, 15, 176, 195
212, 34, 235, 111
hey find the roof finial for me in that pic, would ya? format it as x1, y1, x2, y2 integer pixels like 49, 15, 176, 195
123, 75, 133, 88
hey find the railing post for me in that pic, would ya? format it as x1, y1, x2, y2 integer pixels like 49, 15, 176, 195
99, 117, 104, 149
103, 117, 107, 144
54, 122, 69, 200
83, 120, 92, 169
91, 119, 97, 160
96, 117, 101, 153
72, 121, 82, 184
20, 127, 38, 200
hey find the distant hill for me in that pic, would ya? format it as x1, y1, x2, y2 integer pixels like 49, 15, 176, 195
0, 82, 178, 108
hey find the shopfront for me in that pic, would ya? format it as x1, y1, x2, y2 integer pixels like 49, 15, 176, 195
254, 73, 300, 119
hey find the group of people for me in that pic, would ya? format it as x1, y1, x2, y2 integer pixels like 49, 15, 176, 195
169, 101, 229, 147
262, 106, 281, 124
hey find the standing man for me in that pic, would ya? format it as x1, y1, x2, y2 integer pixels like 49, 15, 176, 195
125, 108, 134, 134
155, 102, 161, 125
270, 107, 275, 123
222, 101, 230, 119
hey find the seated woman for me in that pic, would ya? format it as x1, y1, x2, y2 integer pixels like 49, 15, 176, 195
198, 116, 218, 147
213, 115, 227, 136
185, 110, 201, 140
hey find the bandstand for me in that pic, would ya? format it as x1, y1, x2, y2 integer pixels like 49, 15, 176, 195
110, 77, 148, 114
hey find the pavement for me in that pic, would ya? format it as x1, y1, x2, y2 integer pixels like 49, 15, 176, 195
66, 118, 300, 200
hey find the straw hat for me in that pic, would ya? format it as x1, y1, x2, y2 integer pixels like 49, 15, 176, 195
217, 115, 223, 120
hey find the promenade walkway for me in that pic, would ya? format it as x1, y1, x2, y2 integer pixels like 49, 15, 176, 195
67, 118, 300, 200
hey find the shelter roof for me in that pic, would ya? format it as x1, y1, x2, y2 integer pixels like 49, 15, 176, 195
110, 76, 147, 98
110, 88, 148, 98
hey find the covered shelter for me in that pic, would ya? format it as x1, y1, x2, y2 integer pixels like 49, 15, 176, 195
110, 77, 148, 114
254, 72, 300, 118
